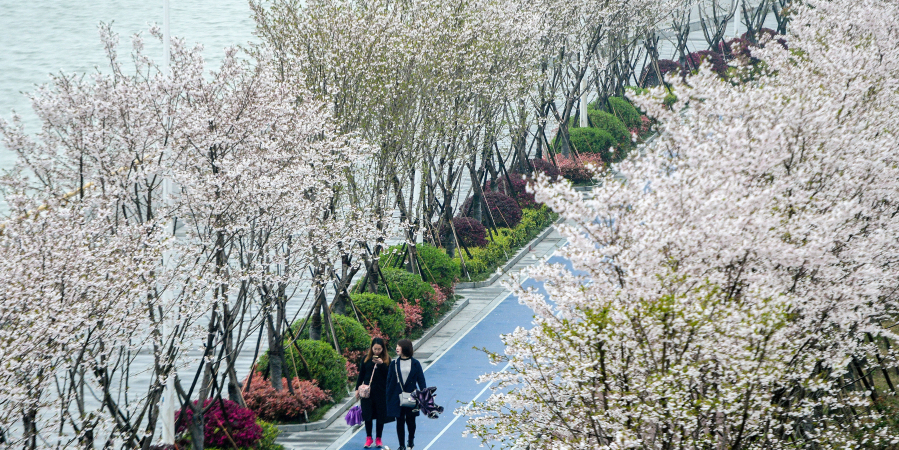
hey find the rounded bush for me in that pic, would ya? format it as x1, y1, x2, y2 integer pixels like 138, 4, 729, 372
176, 399, 263, 448
587, 110, 630, 148
292, 314, 370, 354
488, 172, 537, 208
640, 59, 682, 87
440, 216, 488, 248
259, 339, 347, 396
411, 243, 460, 292
529, 158, 562, 181
568, 127, 616, 161
350, 293, 405, 342
605, 97, 642, 129
461, 191, 523, 229
685, 51, 727, 78
376, 267, 439, 328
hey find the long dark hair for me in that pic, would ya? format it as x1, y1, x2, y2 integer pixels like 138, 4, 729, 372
365, 337, 390, 364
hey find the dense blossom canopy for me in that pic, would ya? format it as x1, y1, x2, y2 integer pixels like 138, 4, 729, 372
462, 0, 899, 447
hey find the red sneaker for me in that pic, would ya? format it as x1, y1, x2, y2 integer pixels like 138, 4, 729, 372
364, 436, 374, 448
375, 438, 383, 447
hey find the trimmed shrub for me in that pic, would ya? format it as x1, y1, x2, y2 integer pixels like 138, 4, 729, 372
488, 171, 538, 208
587, 110, 630, 149
685, 51, 728, 78
258, 339, 347, 397
415, 243, 460, 292
349, 293, 405, 342
556, 154, 606, 183
604, 97, 642, 129
440, 216, 488, 248
381, 243, 459, 293
292, 314, 370, 355
176, 399, 263, 449
568, 127, 616, 162
528, 158, 562, 181
376, 267, 439, 328
461, 191, 523, 229
453, 206, 558, 278
640, 59, 683, 87
243, 372, 331, 422
256, 420, 286, 450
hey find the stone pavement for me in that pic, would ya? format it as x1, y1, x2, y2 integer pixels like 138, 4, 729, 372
274, 226, 569, 450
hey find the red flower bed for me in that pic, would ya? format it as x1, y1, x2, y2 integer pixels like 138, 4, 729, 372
242, 372, 332, 422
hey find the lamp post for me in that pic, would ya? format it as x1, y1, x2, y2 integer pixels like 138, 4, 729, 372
159, 0, 176, 445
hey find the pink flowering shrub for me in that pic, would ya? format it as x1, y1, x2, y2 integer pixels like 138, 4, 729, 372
242, 372, 331, 422
176, 399, 263, 447
399, 298, 424, 334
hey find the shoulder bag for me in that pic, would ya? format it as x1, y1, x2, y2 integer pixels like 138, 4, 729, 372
395, 359, 417, 408
358, 364, 376, 398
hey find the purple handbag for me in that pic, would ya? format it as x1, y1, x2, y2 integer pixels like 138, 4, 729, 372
345, 405, 362, 426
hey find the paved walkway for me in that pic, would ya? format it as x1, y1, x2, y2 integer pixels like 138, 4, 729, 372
274, 227, 568, 450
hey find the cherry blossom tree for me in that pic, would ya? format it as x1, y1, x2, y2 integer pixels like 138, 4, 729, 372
0, 23, 381, 448
463, 0, 899, 447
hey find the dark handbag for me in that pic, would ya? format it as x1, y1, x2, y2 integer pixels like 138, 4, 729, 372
395, 360, 417, 408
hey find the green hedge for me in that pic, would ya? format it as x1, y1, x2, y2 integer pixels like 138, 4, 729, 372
257, 339, 347, 398
349, 293, 405, 342
380, 243, 459, 293
376, 267, 438, 328
605, 97, 642, 129
453, 206, 558, 280
292, 313, 370, 354
587, 110, 630, 148
568, 127, 616, 161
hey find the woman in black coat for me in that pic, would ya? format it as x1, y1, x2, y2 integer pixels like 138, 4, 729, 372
386, 339, 427, 450
355, 338, 393, 448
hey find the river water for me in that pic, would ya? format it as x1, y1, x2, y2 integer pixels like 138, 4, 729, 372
0, 0, 259, 211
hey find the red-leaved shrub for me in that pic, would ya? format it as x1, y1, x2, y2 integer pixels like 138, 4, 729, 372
556, 154, 606, 183
629, 116, 653, 141
529, 158, 562, 181
399, 298, 423, 334
461, 191, 523, 228
342, 350, 363, 380
176, 399, 262, 448
685, 51, 728, 78
487, 172, 538, 208
430, 283, 448, 309
366, 323, 388, 343
242, 372, 331, 422
441, 216, 488, 248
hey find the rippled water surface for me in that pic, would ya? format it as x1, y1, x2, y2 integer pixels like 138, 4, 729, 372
0, 0, 258, 209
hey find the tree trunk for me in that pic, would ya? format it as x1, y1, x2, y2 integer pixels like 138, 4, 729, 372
266, 311, 285, 390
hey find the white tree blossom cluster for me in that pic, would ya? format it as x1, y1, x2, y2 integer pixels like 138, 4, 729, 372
462, 0, 899, 448
0, 24, 381, 448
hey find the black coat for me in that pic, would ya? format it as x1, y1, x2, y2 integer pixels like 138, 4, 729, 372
355, 360, 393, 423
386, 357, 427, 418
